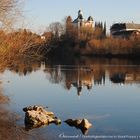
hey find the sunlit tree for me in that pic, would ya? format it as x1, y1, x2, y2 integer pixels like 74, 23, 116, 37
66, 16, 73, 34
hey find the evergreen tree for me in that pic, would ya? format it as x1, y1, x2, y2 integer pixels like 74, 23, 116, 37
103, 22, 106, 37
100, 22, 103, 30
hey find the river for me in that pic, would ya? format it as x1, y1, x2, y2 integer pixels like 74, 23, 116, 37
1, 57, 140, 140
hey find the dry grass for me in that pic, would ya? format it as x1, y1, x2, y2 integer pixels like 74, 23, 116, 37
86, 36, 140, 56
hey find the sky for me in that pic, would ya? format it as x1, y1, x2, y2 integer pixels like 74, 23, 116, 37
23, 0, 140, 33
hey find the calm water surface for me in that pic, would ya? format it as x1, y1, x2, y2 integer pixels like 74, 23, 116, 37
1, 58, 140, 140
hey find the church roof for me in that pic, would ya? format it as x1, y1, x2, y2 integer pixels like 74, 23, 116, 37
87, 16, 93, 21
73, 10, 93, 23
73, 17, 85, 23
73, 18, 79, 23
78, 14, 84, 20
126, 23, 140, 29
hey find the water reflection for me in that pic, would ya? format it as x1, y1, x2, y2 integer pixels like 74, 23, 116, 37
1, 59, 42, 76
4, 57, 140, 96
44, 65, 140, 96
2, 58, 140, 93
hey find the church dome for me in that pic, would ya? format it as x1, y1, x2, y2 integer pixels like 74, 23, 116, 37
87, 16, 93, 21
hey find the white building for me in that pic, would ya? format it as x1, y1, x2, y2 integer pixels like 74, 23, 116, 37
72, 10, 94, 29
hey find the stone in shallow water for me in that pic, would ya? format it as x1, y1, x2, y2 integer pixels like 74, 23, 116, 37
23, 105, 61, 130
65, 118, 92, 135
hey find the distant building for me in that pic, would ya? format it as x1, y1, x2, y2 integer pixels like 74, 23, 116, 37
41, 32, 53, 41
72, 10, 94, 29
110, 23, 140, 38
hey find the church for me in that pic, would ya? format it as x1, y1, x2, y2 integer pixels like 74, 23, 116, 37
72, 10, 94, 29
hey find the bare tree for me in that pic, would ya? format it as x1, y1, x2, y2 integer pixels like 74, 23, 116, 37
0, 0, 23, 31
48, 22, 64, 39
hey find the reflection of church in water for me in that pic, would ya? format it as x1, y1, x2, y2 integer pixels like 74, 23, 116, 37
48, 65, 106, 96
70, 69, 93, 96
69, 67, 105, 96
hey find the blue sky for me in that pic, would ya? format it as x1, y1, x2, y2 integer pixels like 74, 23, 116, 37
23, 0, 140, 33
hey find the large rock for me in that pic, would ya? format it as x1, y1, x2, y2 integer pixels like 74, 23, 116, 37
65, 118, 92, 135
23, 105, 61, 129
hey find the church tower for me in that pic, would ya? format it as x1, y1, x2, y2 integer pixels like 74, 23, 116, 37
78, 10, 83, 19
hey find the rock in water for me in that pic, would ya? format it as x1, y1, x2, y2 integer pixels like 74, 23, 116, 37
65, 118, 92, 135
65, 119, 82, 127
23, 105, 61, 130
80, 119, 92, 130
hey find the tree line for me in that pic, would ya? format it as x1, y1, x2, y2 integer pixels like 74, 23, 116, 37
43, 16, 139, 58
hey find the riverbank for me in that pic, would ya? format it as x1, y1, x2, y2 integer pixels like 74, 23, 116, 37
0, 86, 25, 140
0, 28, 140, 67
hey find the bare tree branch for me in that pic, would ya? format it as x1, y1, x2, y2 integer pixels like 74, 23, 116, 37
0, 0, 24, 31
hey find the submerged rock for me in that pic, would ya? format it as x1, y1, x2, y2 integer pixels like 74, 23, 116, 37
23, 105, 61, 130
65, 118, 92, 135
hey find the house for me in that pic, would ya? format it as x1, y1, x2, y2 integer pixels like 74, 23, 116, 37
41, 32, 53, 41
72, 10, 94, 29
110, 23, 140, 38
